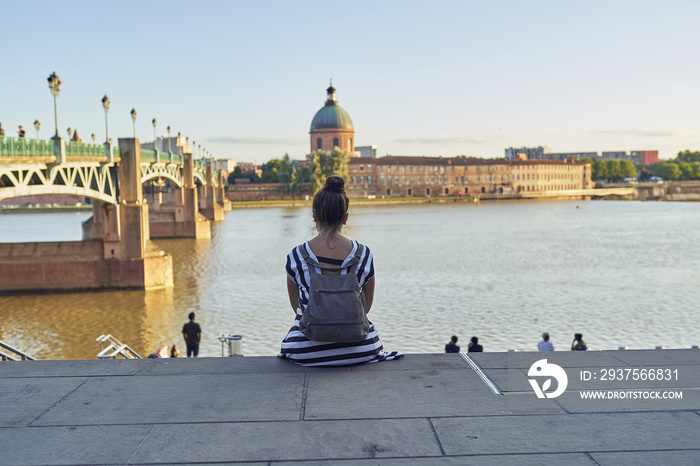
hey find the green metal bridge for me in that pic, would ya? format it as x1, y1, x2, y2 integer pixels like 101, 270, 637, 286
0, 136, 218, 205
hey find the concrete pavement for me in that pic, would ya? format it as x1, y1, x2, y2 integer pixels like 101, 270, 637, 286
2, 351, 699, 465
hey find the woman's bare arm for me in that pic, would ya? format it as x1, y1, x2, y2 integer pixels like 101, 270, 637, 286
287, 276, 299, 312
363, 275, 375, 314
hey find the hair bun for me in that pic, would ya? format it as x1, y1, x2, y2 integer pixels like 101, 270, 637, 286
324, 176, 345, 193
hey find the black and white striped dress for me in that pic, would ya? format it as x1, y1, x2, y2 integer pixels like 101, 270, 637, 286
279, 240, 403, 367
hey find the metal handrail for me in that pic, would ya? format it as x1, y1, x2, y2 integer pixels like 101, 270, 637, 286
96, 334, 141, 359
0, 341, 37, 361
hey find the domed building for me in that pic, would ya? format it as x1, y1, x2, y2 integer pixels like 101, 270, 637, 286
310, 84, 354, 154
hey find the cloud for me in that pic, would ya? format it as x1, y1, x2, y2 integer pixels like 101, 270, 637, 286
393, 134, 507, 145
587, 129, 683, 138
207, 136, 306, 145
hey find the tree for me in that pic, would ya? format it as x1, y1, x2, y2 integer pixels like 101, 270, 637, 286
677, 162, 694, 180
606, 159, 622, 181
676, 150, 700, 163
637, 166, 653, 182
620, 160, 637, 179
289, 168, 303, 199
260, 159, 281, 183
653, 162, 681, 181
278, 154, 294, 197
311, 148, 350, 193
691, 162, 700, 179
593, 160, 608, 181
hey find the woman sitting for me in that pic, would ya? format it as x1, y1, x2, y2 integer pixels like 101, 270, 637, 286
571, 333, 588, 351
279, 176, 403, 367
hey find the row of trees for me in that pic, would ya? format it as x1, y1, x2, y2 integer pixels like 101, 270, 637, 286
641, 151, 700, 181
227, 148, 350, 199
581, 159, 637, 182
582, 151, 700, 182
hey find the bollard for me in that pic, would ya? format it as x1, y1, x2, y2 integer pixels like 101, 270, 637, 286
218, 334, 243, 357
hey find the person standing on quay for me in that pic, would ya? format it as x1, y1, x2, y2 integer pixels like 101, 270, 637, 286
182, 312, 202, 357
18, 125, 26, 137
0, 122, 5, 137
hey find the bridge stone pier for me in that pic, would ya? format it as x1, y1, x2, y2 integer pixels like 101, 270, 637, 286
147, 152, 211, 239
198, 159, 225, 221
1, 137, 173, 293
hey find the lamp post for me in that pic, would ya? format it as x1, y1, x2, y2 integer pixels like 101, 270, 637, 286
34, 120, 40, 140
67, 127, 72, 140
91, 133, 95, 143
198, 144, 201, 159
130, 108, 137, 138
47, 72, 61, 137
101, 95, 110, 143
167, 125, 172, 153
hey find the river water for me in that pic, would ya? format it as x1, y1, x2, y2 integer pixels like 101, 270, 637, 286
0, 200, 698, 359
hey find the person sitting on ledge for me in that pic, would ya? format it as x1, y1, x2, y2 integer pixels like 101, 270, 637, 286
467, 336, 483, 352
445, 335, 460, 353
538, 332, 554, 351
279, 176, 403, 367
571, 333, 588, 351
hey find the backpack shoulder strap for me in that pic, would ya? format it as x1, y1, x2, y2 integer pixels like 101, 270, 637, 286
343, 242, 365, 270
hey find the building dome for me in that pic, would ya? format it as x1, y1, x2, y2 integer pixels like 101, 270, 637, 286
310, 86, 354, 130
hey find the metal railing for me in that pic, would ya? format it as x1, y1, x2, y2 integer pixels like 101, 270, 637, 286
96, 334, 142, 359
0, 136, 53, 156
0, 136, 119, 158
0, 341, 37, 361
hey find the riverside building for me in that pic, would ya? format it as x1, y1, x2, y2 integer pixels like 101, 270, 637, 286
346, 156, 593, 198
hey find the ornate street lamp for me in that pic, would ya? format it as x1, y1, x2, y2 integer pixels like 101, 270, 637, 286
67, 127, 72, 139
101, 95, 110, 143
47, 72, 61, 137
167, 125, 172, 153
198, 144, 201, 159
91, 133, 95, 143
152, 118, 157, 150
130, 108, 137, 138
33, 120, 40, 140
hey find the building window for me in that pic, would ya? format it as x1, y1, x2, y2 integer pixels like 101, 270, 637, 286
386, 188, 391, 196
360, 165, 364, 171
316, 138, 322, 150
410, 177, 414, 185
408, 188, 412, 196
403, 176, 407, 184
381, 176, 385, 184
418, 176, 422, 183
426, 188, 431, 195
395, 176, 399, 184
353, 165, 357, 172
333, 137, 339, 148
368, 176, 372, 184
360, 176, 364, 183
445, 188, 449, 195
351, 176, 356, 183
387, 167, 392, 173
368, 164, 372, 172
465, 175, 469, 183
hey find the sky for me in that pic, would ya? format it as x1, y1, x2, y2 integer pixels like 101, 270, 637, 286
2, 0, 700, 164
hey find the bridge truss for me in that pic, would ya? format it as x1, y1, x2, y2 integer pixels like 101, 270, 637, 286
0, 162, 118, 204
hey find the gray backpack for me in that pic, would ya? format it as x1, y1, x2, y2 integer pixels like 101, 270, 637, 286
298, 243, 370, 343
